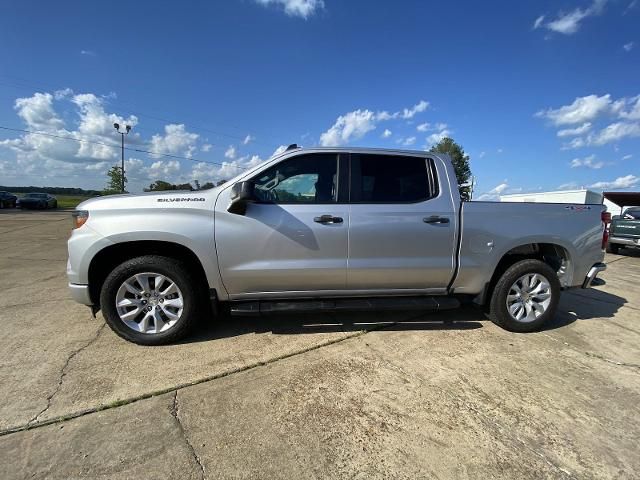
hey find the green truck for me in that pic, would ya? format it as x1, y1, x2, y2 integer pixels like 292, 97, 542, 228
607, 207, 640, 254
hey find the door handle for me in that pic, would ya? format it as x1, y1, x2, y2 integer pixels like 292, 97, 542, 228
423, 216, 450, 224
314, 214, 343, 224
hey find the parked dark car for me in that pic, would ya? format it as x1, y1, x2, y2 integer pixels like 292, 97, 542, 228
18, 193, 58, 209
0, 191, 18, 208
607, 207, 640, 254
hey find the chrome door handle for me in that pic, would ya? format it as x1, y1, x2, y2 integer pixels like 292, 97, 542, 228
423, 216, 449, 224
314, 215, 343, 224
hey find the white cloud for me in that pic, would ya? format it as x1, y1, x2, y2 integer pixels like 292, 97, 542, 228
72, 93, 139, 160
150, 124, 199, 158
147, 160, 181, 179
570, 154, 604, 169
254, 0, 324, 18
623, 41, 635, 52
478, 151, 486, 158
401, 136, 416, 146
201, 143, 212, 152
401, 100, 429, 119
622, 154, 633, 160
381, 128, 392, 138
426, 123, 452, 145
416, 122, 430, 132
319, 99, 431, 146
590, 122, 640, 145
539, 0, 607, 35
319, 109, 377, 146
619, 95, 640, 120
80, 50, 96, 56
14, 92, 65, 131
225, 145, 237, 159
536, 94, 613, 126
589, 174, 639, 190
477, 183, 509, 201
243, 134, 254, 145
561, 137, 587, 150
272, 145, 288, 156
557, 122, 592, 137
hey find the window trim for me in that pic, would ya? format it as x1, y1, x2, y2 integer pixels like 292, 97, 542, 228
348, 153, 439, 205
248, 152, 345, 205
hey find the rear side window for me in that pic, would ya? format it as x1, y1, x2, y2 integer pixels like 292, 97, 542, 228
350, 154, 434, 203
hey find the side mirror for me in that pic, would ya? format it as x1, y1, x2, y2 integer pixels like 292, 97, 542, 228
228, 181, 257, 215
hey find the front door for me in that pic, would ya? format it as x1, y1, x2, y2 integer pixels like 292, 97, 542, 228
215, 152, 349, 298
347, 153, 456, 291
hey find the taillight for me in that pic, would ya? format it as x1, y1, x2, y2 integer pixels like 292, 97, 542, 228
72, 210, 89, 229
601, 211, 610, 250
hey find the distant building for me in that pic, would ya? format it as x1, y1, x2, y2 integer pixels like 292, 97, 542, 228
499, 189, 621, 214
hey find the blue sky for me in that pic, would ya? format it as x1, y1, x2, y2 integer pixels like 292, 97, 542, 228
0, 0, 638, 198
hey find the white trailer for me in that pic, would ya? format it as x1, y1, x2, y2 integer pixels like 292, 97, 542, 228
499, 189, 620, 213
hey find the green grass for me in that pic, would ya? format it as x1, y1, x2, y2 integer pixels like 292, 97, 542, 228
55, 195, 93, 209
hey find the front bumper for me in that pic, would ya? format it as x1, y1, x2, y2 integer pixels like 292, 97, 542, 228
609, 236, 640, 247
68, 283, 92, 305
582, 262, 606, 289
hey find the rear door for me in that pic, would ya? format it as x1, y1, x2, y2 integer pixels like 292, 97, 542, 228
346, 153, 456, 292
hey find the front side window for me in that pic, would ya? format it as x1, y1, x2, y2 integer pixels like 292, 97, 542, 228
351, 154, 432, 203
253, 154, 338, 204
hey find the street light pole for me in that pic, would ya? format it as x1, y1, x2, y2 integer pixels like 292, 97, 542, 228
113, 123, 132, 193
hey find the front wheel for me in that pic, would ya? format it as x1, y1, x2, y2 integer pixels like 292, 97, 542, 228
100, 255, 201, 345
488, 259, 560, 333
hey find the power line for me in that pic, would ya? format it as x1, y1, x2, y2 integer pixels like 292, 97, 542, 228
0, 125, 247, 170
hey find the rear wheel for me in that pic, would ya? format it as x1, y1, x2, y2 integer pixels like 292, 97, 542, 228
606, 242, 620, 254
488, 259, 560, 333
100, 255, 201, 345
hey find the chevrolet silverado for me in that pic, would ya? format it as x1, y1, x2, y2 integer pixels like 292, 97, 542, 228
68, 147, 607, 345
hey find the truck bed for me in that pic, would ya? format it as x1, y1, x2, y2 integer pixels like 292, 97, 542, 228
451, 201, 605, 294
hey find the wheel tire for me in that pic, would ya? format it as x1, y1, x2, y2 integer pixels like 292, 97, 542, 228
100, 255, 202, 345
606, 242, 620, 254
488, 259, 560, 333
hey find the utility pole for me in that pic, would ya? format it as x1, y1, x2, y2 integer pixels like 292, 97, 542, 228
113, 123, 131, 193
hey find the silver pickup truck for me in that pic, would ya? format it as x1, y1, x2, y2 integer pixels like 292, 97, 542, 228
68, 147, 607, 345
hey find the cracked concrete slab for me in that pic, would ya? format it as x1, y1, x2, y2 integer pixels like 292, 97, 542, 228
0, 393, 202, 480
0, 211, 639, 479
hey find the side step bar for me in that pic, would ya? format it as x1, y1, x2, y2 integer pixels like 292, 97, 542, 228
230, 296, 460, 316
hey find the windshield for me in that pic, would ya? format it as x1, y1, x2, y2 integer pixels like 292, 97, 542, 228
26, 193, 47, 198
622, 208, 640, 220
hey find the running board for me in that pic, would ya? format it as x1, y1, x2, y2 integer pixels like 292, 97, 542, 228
230, 296, 460, 316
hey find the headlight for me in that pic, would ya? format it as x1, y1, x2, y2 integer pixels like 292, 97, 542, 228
71, 210, 89, 229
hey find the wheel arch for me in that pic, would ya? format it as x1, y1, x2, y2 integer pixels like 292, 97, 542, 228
88, 240, 210, 307
475, 242, 571, 308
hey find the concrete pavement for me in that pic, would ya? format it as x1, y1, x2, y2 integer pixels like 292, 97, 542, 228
1, 210, 639, 479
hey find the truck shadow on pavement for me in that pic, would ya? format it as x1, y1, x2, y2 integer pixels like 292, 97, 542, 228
543, 286, 627, 331
181, 306, 485, 344
179, 284, 629, 343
